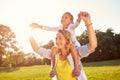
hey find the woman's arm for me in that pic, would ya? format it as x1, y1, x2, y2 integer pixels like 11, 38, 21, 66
29, 36, 39, 53
86, 23, 97, 52
29, 35, 52, 59
80, 12, 97, 52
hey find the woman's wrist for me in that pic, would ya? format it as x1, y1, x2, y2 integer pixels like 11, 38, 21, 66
85, 23, 92, 27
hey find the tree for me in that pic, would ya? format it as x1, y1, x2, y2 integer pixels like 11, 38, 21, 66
0, 24, 19, 67
76, 30, 88, 46
42, 40, 54, 49
78, 28, 120, 62
41, 40, 54, 65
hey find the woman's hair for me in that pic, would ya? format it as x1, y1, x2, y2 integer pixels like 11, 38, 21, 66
58, 29, 72, 52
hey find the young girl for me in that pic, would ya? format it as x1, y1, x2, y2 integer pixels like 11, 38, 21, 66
29, 11, 97, 80
30, 12, 81, 47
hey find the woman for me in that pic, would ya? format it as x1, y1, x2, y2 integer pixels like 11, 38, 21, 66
29, 11, 97, 80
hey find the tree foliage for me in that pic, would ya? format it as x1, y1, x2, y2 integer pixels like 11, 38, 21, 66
77, 28, 120, 62
0, 24, 23, 67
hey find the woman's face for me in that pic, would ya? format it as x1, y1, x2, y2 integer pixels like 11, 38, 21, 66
56, 32, 67, 49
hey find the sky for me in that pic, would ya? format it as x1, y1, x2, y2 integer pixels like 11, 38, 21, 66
0, 0, 120, 53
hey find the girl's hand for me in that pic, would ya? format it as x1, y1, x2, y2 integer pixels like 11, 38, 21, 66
50, 68, 56, 77
72, 65, 81, 77
80, 12, 92, 26
30, 23, 42, 30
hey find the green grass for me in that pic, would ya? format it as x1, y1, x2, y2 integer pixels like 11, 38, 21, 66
0, 65, 51, 80
0, 59, 120, 80
83, 59, 120, 80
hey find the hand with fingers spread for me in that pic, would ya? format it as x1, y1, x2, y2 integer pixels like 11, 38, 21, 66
30, 23, 42, 30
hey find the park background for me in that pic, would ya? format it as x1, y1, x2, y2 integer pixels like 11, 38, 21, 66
0, 0, 120, 80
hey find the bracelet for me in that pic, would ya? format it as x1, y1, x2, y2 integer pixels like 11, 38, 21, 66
85, 23, 92, 27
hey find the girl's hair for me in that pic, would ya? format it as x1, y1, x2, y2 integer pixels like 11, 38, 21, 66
63, 12, 74, 21
58, 29, 72, 52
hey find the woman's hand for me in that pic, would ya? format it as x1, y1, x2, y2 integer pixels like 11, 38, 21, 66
80, 12, 92, 26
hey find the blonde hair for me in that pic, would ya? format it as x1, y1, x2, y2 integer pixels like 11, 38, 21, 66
58, 29, 72, 52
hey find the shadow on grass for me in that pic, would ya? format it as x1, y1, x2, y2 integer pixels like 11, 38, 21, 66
82, 59, 120, 67
0, 67, 20, 72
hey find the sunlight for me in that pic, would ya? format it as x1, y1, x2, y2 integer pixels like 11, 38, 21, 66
0, 0, 119, 53
30, 29, 56, 45
11, 24, 56, 53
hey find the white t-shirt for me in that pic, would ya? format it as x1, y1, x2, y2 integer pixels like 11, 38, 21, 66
41, 21, 80, 46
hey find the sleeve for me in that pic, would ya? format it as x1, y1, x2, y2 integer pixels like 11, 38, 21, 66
42, 25, 61, 31
70, 21, 80, 30
77, 44, 95, 59
37, 47, 52, 59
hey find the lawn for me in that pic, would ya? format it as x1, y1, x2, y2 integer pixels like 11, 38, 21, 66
0, 59, 120, 80
83, 59, 120, 80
